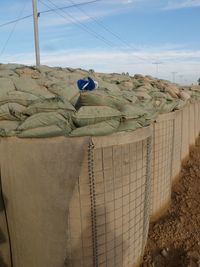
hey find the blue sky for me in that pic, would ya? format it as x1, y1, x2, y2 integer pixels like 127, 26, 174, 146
0, 0, 200, 84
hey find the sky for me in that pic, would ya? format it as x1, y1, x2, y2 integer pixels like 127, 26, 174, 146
0, 0, 200, 84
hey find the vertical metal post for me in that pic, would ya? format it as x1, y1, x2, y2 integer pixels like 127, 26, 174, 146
32, 0, 40, 66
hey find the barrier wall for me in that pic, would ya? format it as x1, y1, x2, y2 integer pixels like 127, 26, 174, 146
67, 127, 152, 267
151, 113, 175, 221
0, 187, 11, 267
172, 110, 182, 182
0, 127, 152, 267
0, 101, 200, 267
181, 105, 190, 161
189, 103, 195, 146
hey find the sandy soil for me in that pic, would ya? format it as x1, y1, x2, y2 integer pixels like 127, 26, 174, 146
141, 140, 200, 267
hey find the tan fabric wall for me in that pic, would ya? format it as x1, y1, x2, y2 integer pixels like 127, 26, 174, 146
194, 102, 199, 139
172, 110, 182, 182
0, 136, 89, 267
189, 103, 195, 146
151, 113, 175, 221
0, 185, 11, 267
67, 127, 152, 267
181, 105, 190, 160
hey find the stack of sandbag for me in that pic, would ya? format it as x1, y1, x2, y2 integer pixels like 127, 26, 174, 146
0, 63, 199, 138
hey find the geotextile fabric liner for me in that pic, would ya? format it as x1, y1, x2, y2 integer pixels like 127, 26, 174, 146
67, 127, 152, 267
172, 110, 182, 182
189, 103, 195, 146
0, 137, 89, 267
181, 105, 190, 160
0, 184, 11, 267
151, 113, 175, 221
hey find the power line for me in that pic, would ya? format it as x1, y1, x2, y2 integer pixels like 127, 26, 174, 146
0, 0, 101, 29
65, 0, 149, 60
41, 0, 153, 63
0, 2, 28, 56
39, 0, 115, 48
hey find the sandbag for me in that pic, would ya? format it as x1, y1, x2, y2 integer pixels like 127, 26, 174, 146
118, 119, 142, 131
18, 112, 72, 133
0, 91, 38, 106
72, 106, 121, 127
17, 125, 70, 138
24, 97, 75, 115
0, 78, 15, 95
0, 121, 19, 136
13, 77, 54, 98
0, 103, 26, 121
70, 119, 120, 136
47, 82, 80, 105
120, 104, 147, 119
80, 90, 129, 110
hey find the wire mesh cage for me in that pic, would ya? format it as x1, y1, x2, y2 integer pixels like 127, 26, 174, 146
151, 113, 175, 221
68, 127, 152, 267
172, 110, 182, 183
189, 103, 195, 146
181, 105, 190, 161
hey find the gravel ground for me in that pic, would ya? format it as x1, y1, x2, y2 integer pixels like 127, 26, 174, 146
141, 140, 200, 267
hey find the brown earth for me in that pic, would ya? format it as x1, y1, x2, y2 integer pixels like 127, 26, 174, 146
141, 140, 200, 267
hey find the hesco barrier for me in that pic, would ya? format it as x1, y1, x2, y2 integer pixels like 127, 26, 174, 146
172, 110, 182, 183
189, 103, 195, 146
1, 102, 200, 267
66, 127, 152, 267
0, 127, 152, 267
151, 112, 175, 221
0, 186, 11, 267
181, 104, 190, 161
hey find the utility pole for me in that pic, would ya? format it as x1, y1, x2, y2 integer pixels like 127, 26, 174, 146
32, 0, 40, 66
152, 62, 163, 77
171, 72, 177, 83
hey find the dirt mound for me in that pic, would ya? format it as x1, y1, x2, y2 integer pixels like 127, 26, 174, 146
141, 140, 200, 267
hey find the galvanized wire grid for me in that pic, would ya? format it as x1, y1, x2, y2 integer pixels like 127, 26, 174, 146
172, 111, 182, 180
181, 106, 190, 160
151, 118, 174, 217
194, 102, 199, 139
189, 104, 195, 146
68, 138, 151, 267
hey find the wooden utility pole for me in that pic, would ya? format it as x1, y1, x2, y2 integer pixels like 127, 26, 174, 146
32, 0, 40, 66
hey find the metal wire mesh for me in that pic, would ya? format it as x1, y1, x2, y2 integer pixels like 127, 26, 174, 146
151, 116, 174, 220
172, 110, 182, 181
189, 104, 195, 146
181, 105, 190, 160
68, 135, 151, 267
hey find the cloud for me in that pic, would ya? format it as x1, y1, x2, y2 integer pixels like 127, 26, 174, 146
165, 0, 200, 10
2, 45, 200, 84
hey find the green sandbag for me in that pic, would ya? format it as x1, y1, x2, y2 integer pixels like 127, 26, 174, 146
160, 100, 178, 114
72, 106, 121, 127
0, 91, 38, 106
120, 104, 147, 119
0, 103, 26, 121
121, 91, 137, 103
13, 77, 55, 98
80, 90, 129, 110
47, 82, 80, 105
24, 97, 75, 115
0, 121, 19, 137
17, 125, 69, 138
18, 112, 72, 132
0, 78, 15, 95
150, 91, 173, 101
70, 119, 120, 137
118, 119, 142, 132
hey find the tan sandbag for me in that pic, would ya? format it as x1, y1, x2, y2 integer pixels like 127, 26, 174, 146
24, 97, 75, 115
70, 119, 120, 136
180, 91, 190, 101
0, 136, 89, 267
0, 91, 38, 106
72, 106, 121, 127
0, 103, 26, 121
18, 112, 72, 133
13, 77, 54, 98
0, 78, 15, 96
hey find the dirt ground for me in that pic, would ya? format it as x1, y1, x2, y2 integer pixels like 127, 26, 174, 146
141, 141, 200, 267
